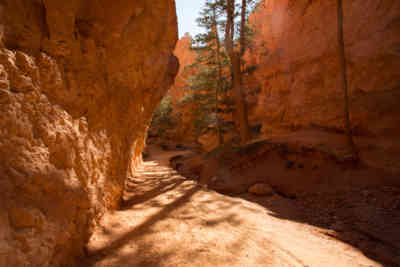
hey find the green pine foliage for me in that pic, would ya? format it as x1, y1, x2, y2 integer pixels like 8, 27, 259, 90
150, 96, 175, 135
182, 65, 225, 135
179, 0, 233, 137
180, 0, 259, 138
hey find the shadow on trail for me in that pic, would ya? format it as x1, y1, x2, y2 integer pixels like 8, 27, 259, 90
122, 177, 186, 208
83, 143, 399, 267
84, 184, 201, 266
238, 188, 400, 267
168, 136, 400, 267
82, 151, 253, 267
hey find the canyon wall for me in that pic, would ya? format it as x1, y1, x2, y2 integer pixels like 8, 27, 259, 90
246, 0, 400, 138
0, 1, 178, 266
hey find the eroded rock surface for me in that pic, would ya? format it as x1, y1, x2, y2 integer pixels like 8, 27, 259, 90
0, 1, 178, 266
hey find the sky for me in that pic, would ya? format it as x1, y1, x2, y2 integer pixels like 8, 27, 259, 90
175, 0, 204, 38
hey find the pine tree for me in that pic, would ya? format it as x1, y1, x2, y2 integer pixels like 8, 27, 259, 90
213, 4, 225, 144
182, 0, 232, 142
181, 0, 257, 145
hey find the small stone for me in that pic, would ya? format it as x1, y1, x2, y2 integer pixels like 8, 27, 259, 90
248, 183, 274, 196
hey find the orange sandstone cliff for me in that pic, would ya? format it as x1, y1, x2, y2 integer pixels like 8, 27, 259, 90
246, 0, 400, 139
0, 1, 178, 266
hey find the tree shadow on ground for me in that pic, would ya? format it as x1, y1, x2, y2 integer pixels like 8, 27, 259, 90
181, 136, 400, 266
81, 157, 260, 267
122, 176, 186, 208
81, 183, 200, 267
237, 188, 400, 267
81, 144, 400, 267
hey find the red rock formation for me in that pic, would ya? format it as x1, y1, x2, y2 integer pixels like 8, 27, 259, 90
0, 1, 178, 266
246, 0, 400, 138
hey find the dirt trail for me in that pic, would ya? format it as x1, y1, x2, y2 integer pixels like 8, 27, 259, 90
81, 146, 385, 267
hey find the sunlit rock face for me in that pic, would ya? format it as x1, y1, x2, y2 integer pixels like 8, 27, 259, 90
169, 34, 197, 103
246, 0, 400, 137
0, 0, 178, 266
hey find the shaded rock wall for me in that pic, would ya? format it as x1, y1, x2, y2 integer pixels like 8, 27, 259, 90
246, 0, 400, 137
0, 0, 178, 266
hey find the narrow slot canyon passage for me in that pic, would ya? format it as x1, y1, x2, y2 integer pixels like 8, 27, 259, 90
1, 0, 400, 266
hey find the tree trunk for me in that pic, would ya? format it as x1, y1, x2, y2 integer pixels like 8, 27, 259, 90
238, 0, 250, 143
337, 0, 358, 161
213, 7, 224, 145
225, 0, 250, 144
232, 51, 250, 143
240, 0, 247, 56
225, 0, 234, 55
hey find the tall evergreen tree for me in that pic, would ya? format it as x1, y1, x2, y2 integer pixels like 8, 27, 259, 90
212, 4, 225, 144
182, 0, 231, 142
182, 0, 257, 145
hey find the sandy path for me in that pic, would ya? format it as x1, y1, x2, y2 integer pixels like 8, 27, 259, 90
81, 147, 382, 267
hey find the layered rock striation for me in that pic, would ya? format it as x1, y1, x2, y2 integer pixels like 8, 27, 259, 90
0, 1, 178, 266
